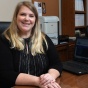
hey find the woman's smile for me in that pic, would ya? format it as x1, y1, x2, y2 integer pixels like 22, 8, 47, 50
17, 5, 36, 36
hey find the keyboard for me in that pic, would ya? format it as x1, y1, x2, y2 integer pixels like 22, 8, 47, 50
62, 61, 88, 75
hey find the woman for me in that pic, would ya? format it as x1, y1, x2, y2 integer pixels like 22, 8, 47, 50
0, 1, 62, 88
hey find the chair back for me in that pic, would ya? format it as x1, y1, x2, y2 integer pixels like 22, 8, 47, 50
0, 22, 10, 35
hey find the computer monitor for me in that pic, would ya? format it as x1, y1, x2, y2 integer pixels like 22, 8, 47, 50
74, 37, 88, 63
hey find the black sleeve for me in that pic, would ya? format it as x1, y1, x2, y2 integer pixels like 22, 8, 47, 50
0, 36, 19, 87
45, 35, 63, 75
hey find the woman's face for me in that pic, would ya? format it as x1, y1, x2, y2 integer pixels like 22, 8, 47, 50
17, 5, 36, 37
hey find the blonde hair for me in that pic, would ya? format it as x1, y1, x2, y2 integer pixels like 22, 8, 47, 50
4, 1, 48, 56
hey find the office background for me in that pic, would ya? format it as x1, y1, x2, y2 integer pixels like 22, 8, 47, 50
0, 0, 88, 34
0, 2, 88, 87
0, 0, 32, 21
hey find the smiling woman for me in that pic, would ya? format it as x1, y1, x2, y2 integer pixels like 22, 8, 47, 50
16, 5, 36, 38
0, 1, 62, 88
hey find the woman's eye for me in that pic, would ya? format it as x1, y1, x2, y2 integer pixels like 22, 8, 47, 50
29, 14, 34, 17
30, 16, 34, 17
19, 13, 26, 16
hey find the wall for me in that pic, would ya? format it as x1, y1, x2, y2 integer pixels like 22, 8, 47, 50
32, 0, 59, 17
59, 0, 61, 35
0, 0, 32, 21
87, 0, 88, 25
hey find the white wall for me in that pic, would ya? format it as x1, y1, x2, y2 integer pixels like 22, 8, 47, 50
0, 0, 31, 21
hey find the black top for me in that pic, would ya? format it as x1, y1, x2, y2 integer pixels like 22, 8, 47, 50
0, 34, 62, 88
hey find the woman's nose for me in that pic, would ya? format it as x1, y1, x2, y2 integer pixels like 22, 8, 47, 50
25, 15, 29, 20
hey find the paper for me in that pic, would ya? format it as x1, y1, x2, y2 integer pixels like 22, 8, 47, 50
75, 0, 84, 11
75, 14, 84, 26
34, 1, 42, 16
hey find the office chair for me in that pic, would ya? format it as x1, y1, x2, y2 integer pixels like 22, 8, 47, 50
0, 22, 11, 35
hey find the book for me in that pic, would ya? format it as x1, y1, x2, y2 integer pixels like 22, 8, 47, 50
75, 0, 84, 11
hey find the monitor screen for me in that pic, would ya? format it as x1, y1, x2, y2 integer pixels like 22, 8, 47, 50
75, 38, 88, 61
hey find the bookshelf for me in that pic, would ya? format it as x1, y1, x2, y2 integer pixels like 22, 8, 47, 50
61, 0, 86, 37
75, 0, 87, 36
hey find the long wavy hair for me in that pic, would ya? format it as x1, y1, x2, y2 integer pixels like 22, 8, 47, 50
4, 1, 48, 56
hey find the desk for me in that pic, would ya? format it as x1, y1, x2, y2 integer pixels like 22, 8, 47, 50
14, 71, 88, 88
56, 41, 75, 62
60, 71, 88, 88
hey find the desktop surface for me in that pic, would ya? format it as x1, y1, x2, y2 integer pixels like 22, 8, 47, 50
60, 71, 88, 88
14, 71, 88, 88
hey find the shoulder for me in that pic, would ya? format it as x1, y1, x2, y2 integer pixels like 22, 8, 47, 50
44, 34, 54, 46
0, 34, 10, 46
0, 34, 7, 42
42, 33, 55, 50
41, 32, 52, 43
